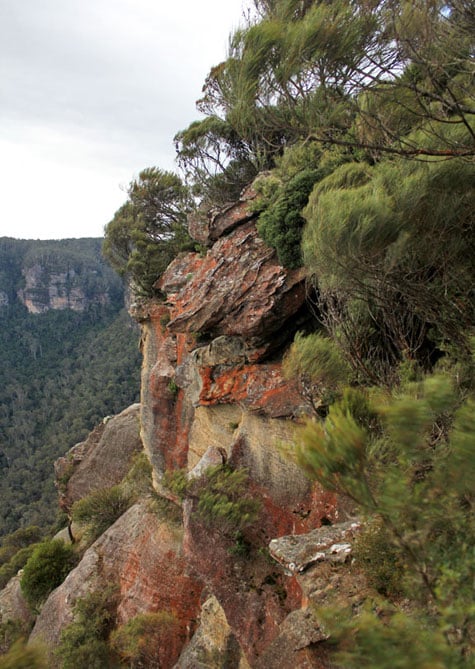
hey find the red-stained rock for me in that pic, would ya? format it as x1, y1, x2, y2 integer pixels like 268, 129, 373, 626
198, 362, 307, 418
183, 500, 292, 666
138, 302, 195, 477
180, 443, 339, 667
208, 188, 257, 241
158, 222, 306, 350
124, 188, 345, 667
175, 595, 250, 669
30, 502, 202, 669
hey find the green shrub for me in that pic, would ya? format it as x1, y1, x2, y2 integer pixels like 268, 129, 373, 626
0, 526, 43, 564
57, 586, 118, 669
71, 486, 132, 542
257, 168, 323, 268
20, 540, 76, 609
121, 452, 154, 499
110, 611, 180, 668
167, 378, 179, 396
0, 640, 47, 669
0, 619, 32, 656
296, 371, 475, 660
322, 607, 458, 669
193, 465, 260, 536
352, 518, 404, 597
0, 543, 39, 590
163, 465, 260, 537
162, 469, 188, 500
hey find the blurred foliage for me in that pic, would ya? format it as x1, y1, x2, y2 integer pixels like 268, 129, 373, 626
110, 611, 181, 669
0, 640, 47, 669
296, 370, 475, 662
302, 156, 474, 383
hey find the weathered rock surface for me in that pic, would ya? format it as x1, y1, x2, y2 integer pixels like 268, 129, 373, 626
175, 596, 251, 669
129, 196, 347, 667
54, 403, 142, 513
0, 575, 33, 629
254, 608, 330, 669
18, 264, 110, 313
27, 189, 358, 667
30, 502, 202, 668
262, 521, 369, 668
269, 521, 361, 574
187, 183, 257, 245
134, 301, 194, 481
159, 221, 306, 349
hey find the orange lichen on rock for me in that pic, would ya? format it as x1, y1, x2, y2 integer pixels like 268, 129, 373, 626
198, 362, 306, 417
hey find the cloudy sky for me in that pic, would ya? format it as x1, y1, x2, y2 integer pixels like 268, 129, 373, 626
0, 0, 246, 240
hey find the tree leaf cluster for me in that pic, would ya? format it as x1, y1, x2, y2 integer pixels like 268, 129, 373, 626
302, 155, 474, 382
164, 465, 260, 537
20, 539, 77, 610
110, 611, 181, 669
56, 586, 119, 669
296, 372, 475, 662
175, 0, 474, 207
102, 168, 194, 296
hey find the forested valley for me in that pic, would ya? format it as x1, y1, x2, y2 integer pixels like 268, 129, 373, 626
0, 238, 141, 539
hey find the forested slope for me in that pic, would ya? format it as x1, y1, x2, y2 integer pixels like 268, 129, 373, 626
0, 238, 141, 539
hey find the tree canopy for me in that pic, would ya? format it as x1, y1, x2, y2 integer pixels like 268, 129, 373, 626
175, 0, 474, 203
103, 168, 194, 296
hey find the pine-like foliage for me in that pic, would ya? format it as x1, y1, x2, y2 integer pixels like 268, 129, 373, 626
295, 370, 475, 663
302, 156, 475, 382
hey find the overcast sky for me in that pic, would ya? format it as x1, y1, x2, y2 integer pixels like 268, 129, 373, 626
0, 0, 246, 240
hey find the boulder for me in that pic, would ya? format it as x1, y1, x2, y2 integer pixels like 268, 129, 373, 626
54, 404, 142, 513
159, 221, 306, 351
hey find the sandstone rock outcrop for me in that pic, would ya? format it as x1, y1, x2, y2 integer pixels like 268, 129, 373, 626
0, 575, 33, 631
23, 188, 355, 668
54, 403, 142, 513
30, 501, 202, 667
127, 194, 347, 666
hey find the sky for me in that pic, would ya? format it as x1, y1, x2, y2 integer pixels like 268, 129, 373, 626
0, 0, 246, 240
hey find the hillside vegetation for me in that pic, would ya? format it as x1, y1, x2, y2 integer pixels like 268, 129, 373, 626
0, 238, 141, 540
1, 1, 472, 667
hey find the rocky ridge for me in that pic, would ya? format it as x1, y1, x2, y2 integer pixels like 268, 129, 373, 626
2, 188, 364, 668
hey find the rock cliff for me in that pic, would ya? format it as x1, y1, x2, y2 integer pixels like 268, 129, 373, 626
5, 188, 362, 667
0, 237, 122, 314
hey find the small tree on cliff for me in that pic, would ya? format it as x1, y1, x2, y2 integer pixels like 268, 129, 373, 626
103, 168, 194, 297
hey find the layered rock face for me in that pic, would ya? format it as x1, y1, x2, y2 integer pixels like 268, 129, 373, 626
54, 403, 142, 513
14, 188, 358, 668
0, 237, 123, 314
18, 264, 110, 313
30, 501, 203, 668
128, 187, 348, 667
